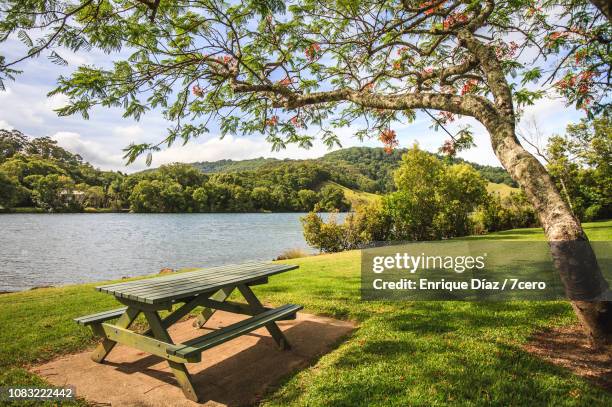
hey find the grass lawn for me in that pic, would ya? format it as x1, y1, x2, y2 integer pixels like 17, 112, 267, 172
0, 220, 611, 405
486, 181, 519, 198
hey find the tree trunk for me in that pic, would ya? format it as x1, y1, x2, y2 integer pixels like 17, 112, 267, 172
487, 118, 612, 350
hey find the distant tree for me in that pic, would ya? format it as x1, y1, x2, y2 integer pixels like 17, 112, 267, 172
0, 170, 19, 209
26, 137, 82, 165
384, 145, 487, 240
297, 189, 319, 211
129, 179, 165, 212
0, 129, 28, 162
84, 185, 105, 208
26, 173, 76, 212
192, 186, 211, 212
158, 163, 208, 187
318, 184, 350, 212
251, 186, 272, 210
546, 116, 611, 220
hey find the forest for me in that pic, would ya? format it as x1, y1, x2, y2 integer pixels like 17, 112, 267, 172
1, 117, 607, 217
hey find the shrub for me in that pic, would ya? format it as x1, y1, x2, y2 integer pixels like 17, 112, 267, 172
276, 248, 309, 260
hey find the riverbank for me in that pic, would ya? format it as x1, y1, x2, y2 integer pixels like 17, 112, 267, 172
0, 221, 610, 405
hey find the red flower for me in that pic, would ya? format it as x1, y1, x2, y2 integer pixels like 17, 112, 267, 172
290, 116, 301, 128
438, 111, 455, 123
305, 43, 321, 61
379, 129, 399, 154
574, 49, 587, 64
266, 116, 279, 126
461, 79, 478, 95
420, 1, 443, 16
278, 77, 293, 86
546, 31, 569, 47
192, 85, 205, 97
440, 139, 456, 156
442, 12, 468, 30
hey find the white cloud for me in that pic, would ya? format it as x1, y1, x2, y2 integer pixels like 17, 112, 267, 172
51, 131, 126, 170
0, 120, 13, 130
112, 125, 146, 140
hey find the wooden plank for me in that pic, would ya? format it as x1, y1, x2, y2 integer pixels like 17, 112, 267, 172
90, 307, 140, 363
103, 263, 289, 298
170, 304, 303, 359
193, 286, 234, 329
142, 267, 297, 304
98, 266, 285, 303
97, 262, 282, 292
144, 311, 199, 402
95, 261, 265, 290
114, 297, 173, 311
238, 284, 292, 350
104, 267, 283, 304
97, 322, 194, 364
97, 263, 294, 297
196, 298, 295, 320
74, 307, 127, 326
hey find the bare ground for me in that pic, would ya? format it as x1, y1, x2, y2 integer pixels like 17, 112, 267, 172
524, 324, 611, 391
32, 311, 356, 406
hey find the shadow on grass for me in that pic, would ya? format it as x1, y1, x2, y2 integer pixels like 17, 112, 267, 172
266, 301, 610, 406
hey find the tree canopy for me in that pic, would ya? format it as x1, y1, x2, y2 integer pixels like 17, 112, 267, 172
0, 1, 609, 162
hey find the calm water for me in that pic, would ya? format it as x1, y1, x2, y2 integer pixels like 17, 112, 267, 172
0, 213, 343, 292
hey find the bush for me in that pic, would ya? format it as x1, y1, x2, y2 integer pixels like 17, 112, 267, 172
474, 191, 539, 232
275, 248, 309, 260
301, 203, 392, 253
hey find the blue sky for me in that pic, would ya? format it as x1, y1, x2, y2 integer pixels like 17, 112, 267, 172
0, 36, 586, 173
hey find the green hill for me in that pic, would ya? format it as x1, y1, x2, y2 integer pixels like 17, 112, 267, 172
191, 157, 281, 173
188, 147, 516, 195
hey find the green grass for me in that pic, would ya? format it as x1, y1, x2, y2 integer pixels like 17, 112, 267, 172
0, 221, 610, 405
486, 181, 519, 198
324, 180, 381, 208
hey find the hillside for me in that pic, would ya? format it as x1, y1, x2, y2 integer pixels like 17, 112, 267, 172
191, 157, 281, 173
487, 181, 519, 198
188, 147, 516, 194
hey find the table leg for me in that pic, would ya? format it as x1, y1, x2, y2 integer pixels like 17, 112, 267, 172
193, 286, 234, 328
91, 307, 140, 363
237, 284, 291, 350
143, 311, 198, 402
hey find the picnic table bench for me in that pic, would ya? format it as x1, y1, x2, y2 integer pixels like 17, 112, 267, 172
75, 261, 301, 402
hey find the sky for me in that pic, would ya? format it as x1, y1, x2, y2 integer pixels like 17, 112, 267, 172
0, 33, 586, 173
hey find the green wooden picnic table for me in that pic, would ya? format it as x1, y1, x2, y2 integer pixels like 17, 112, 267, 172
75, 261, 301, 402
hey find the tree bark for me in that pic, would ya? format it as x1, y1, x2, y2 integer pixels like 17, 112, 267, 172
486, 117, 612, 350
455, 29, 612, 350
590, 0, 612, 22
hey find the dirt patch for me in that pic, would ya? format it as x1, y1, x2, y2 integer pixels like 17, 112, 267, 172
32, 311, 356, 406
524, 324, 611, 391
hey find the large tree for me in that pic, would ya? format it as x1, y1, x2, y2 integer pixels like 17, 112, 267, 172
0, 0, 610, 347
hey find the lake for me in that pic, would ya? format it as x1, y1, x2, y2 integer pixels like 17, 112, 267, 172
0, 213, 344, 292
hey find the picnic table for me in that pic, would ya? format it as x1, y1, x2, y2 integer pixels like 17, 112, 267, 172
75, 261, 301, 402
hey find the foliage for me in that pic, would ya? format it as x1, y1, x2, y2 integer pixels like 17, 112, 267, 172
473, 191, 539, 234
383, 145, 488, 240
0, 129, 119, 212
545, 115, 611, 221
1, 0, 608, 157
0, 170, 19, 209
302, 202, 392, 252
302, 146, 496, 251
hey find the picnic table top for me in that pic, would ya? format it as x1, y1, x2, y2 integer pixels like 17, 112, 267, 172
96, 261, 298, 304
